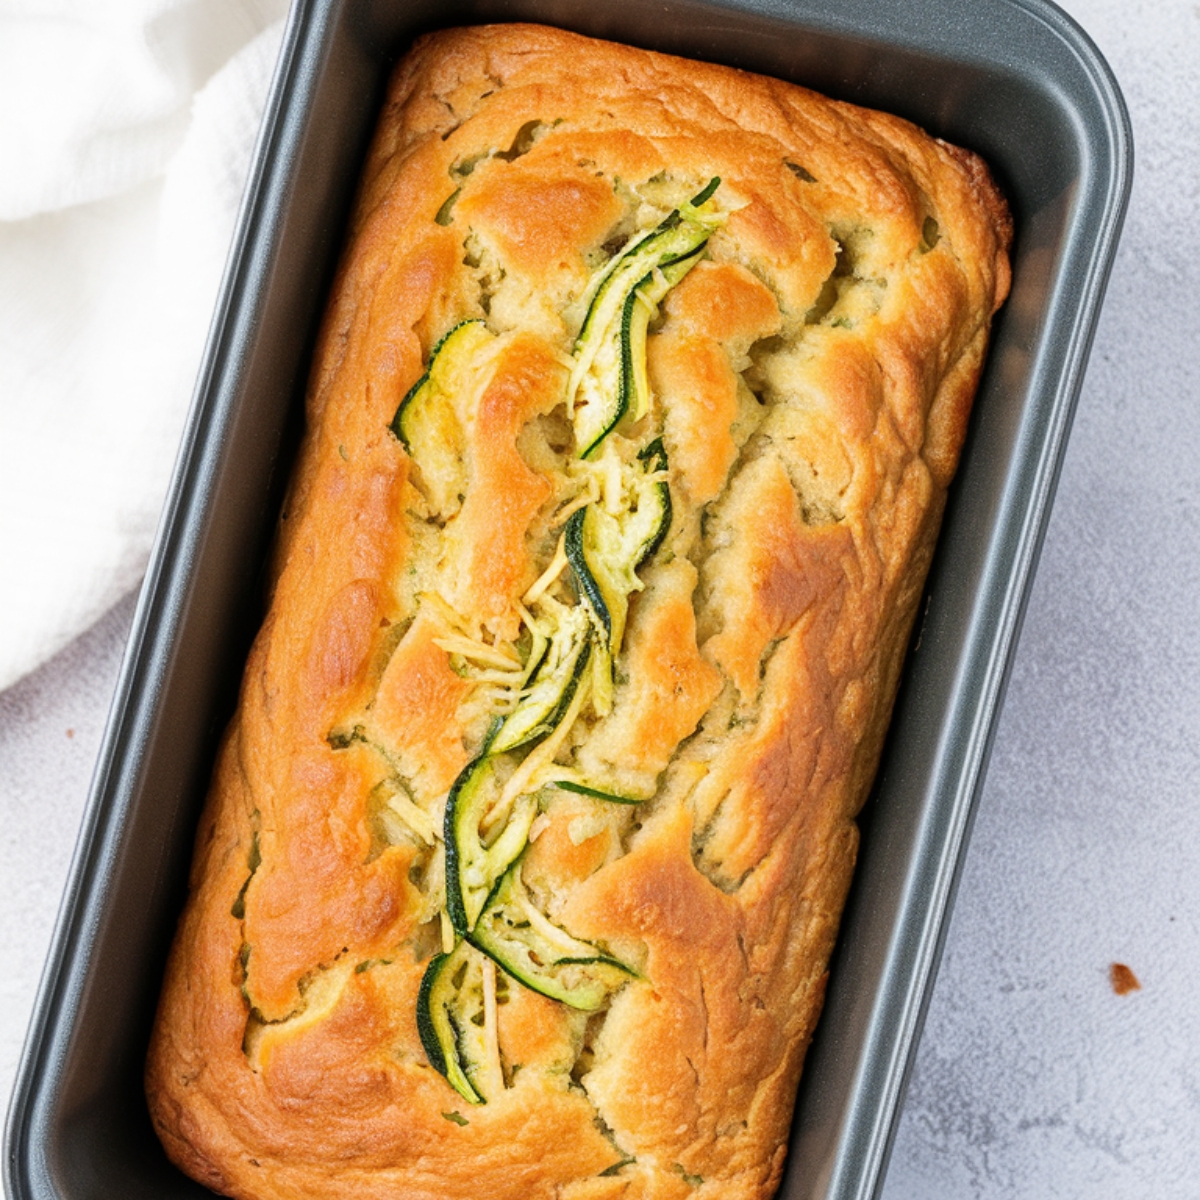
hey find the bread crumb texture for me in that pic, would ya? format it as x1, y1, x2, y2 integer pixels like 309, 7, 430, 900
146, 23, 1010, 1200
1110, 963, 1141, 995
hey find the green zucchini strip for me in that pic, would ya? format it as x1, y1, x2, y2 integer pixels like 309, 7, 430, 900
468, 862, 636, 1010
390, 319, 494, 512
445, 754, 540, 935
568, 179, 722, 458
406, 177, 719, 1097
417, 940, 502, 1104
565, 438, 671, 662
631, 437, 672, 566
550, 778, 646, 805
390, 319, 492, 447
490, 605, 593, 755
622, 245, 706, 424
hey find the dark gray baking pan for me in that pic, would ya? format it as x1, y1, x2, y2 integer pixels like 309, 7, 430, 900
5, 1, 1130, 1198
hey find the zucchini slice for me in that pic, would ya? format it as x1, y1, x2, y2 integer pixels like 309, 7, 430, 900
631, 437, 673, 567
621, 245, 705, 424
491, 605, 593, 755
468, 862, 636, 1010
565, 439, 672, 659
445, 753, 540, 935
417, 940, 501, 1103
551, 778, 645, 805
569, 179, 721, 458
390, 319, 494, 512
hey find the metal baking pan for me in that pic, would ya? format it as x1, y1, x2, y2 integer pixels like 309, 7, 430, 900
5, 1, 1130, 1197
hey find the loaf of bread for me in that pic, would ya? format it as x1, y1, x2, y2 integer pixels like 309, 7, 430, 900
146, 23, 1010, 1200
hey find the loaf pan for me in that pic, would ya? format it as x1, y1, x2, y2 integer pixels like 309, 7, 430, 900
4, 1, 1130, 1198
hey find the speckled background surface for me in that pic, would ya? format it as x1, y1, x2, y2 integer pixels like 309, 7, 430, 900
3, 0, 1198, 1194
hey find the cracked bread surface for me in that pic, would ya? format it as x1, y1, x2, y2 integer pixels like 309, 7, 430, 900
146, 23, 1011, 1200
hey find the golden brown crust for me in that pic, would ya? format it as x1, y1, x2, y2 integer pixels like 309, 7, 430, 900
147, 23, 1010, 1200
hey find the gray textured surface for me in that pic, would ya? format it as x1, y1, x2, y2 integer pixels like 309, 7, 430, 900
881, 0, 1200, 1194
1, 594, 137, 1131
2, 0, 1197, 1194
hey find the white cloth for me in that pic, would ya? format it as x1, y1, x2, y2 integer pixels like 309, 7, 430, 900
0, 0, 289, 690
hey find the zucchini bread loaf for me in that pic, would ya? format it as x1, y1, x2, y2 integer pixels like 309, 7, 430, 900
147, 23, 1011, 1200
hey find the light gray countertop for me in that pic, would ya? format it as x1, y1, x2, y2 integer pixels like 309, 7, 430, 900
3, 0, 1197, 1195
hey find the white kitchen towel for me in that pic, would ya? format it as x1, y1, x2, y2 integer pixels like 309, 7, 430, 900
0, 0, 289, 691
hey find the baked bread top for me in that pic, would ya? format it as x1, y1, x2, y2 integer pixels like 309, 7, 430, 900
146, 22, 1010, 1200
